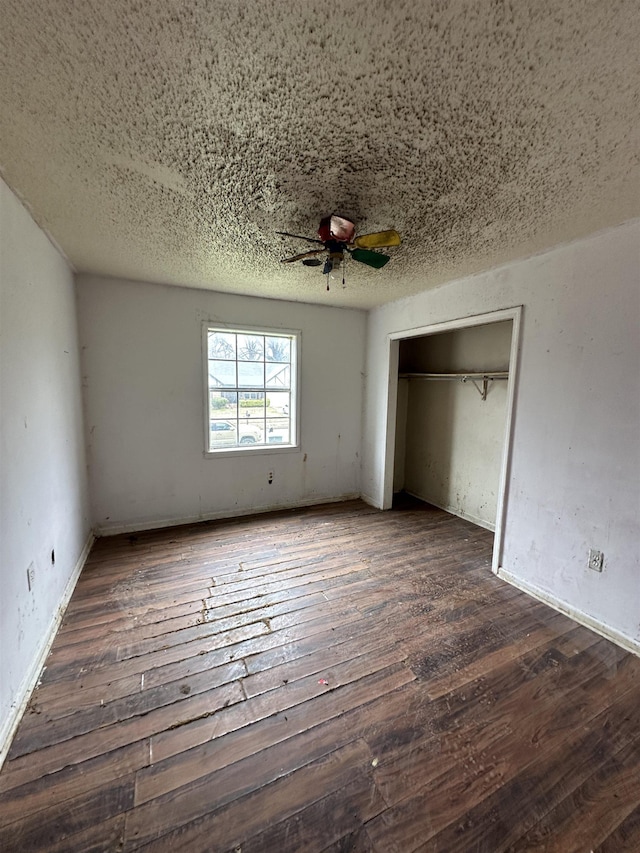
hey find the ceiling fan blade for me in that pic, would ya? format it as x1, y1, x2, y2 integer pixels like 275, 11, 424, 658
276, 230, 324, 245
349, 248, 391, 269
281, 248, 326, 264
353, 230, 401, 249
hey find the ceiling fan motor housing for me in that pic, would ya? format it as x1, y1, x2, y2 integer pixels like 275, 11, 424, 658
318, 214, 355, 244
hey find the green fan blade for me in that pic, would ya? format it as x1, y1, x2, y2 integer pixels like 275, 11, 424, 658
354, 230, 401, 249
350, 248, 391, 269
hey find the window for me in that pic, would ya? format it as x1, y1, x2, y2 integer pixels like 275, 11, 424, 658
204, 325, 298, 453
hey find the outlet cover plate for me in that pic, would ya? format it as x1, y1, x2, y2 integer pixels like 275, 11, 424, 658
588, 549, 604, 572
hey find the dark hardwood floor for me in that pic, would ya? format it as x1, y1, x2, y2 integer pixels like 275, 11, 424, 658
1, 498, 639, 852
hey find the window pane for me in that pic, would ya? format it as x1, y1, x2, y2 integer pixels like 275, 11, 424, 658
209, 390, 237, 417
208, 331, 236, 360
266, 418, 290, 445
238, 361, 264, 388
237, 334, 264, 361
238, 418, 263, 445
265, 336, 290, 363
209, 419, 237, 450
266, 362, 290, 389
239, 392, 266, 420
225, 391, 238, 417
267, 391, 289, 415
209, 360, 236, 388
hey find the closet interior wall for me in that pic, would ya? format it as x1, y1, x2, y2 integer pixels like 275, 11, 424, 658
395, 320, 513, 530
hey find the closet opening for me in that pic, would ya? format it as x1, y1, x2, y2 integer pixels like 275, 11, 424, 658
383, 307, 521, 573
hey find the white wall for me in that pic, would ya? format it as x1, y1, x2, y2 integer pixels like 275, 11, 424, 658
0, 179, 91, 762
363, 221, 640, 650
398, 322, 512, 528
76, 275, 366, 533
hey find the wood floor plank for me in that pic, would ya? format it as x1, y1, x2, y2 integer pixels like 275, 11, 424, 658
146, 642, 408, 769
422, 687, 640, 853
130, 739, 375, 852
597, 803, 640, 852
43, 814, 126, 853
40, 616, 271, 687
37, 588, 354, 695
10, 660, 247, 757
320, 829, 376, 853
1, 497, 638, 853
1, 680, 243, 791
149, 660, 414, 765
125, 730, 375, 849
366, 670, 640, 852
137, 671, 418, 805
0, 773, 135, 851
422, 613, 578, 699
31, 588, 383, 724
0, 742, 147, 830
507, 730, 640, 852
369, 640, 638, 810
236, 774, 383, 853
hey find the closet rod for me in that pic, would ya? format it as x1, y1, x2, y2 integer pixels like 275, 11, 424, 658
398, 372, 509, 402
399, 372, 509, 380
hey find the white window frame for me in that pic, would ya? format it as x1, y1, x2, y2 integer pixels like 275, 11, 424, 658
202, 322, 301, 456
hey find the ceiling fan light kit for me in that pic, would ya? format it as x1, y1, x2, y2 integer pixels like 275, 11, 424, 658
279, 214, 401, 290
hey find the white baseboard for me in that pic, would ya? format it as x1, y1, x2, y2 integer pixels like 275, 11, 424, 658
359, 492, 381, 510
0, 531, 95, 771
94, 493, 362, 536
496, 566, 640, 657
403, 491, 496, 531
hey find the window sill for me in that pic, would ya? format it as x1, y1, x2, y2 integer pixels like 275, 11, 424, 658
204, 443, 300, 459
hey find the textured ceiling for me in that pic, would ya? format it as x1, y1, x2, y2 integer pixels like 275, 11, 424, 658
1, 0, 638, 308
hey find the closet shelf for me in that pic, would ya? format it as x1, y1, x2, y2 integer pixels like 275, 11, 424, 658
399, 371, 509, 401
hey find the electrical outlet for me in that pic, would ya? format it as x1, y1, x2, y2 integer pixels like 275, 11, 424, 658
588, 549, 604, 572
26, 562, 35, 591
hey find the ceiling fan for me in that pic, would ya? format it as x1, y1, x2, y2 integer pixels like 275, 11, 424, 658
278, 214, 401, 289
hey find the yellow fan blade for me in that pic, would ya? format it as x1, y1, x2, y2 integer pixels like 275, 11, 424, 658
354, 230, 401, 249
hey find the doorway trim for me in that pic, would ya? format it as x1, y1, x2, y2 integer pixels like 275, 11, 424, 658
383, 306, 522, 574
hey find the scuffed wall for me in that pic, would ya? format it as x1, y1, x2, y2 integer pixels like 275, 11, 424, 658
363, 221, 640, 648
76, 276, 366, 533
0, 178, 91, 762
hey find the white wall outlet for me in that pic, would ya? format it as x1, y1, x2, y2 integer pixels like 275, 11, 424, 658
588, 549, 604, 572
26, 562, 35, 591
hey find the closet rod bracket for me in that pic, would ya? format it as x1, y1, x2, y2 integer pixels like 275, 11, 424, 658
463, 376, 490, 401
